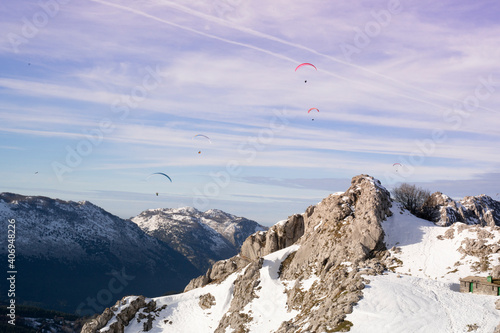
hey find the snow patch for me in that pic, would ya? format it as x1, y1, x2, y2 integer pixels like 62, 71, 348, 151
242, 244, 300, 332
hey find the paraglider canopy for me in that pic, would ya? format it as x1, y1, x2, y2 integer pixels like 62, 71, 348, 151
147, 172, 172, 182
193, 134, 211, 143
295, 63, 317, 71
307, 108, 320, 113
193, 134, 211, 154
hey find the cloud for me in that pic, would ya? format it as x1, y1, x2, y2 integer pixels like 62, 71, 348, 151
1, 0, 499, 222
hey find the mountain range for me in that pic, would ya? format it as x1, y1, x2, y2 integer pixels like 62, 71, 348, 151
0, 193, 264, 316
81, 175, 500, 333
131, 207, 266, 272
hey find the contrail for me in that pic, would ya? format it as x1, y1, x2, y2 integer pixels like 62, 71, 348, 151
155, 0, 497, 113
89, 0, 492, 113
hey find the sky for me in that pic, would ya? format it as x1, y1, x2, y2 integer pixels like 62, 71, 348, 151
0, 0, 499, 226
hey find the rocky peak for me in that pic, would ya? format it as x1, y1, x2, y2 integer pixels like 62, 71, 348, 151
421, 192, 500, 227
181, 174, 393, 332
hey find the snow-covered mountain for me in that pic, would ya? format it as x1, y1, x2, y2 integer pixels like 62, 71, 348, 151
131, 207, 267, 272
83, 175, 500, 333
0, 193, 199, 315
421, 191, 500, 226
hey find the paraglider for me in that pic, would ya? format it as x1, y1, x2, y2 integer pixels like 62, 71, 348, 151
146, 173, 172, 196
295, 63, 317, 83
146, 172, 172, 182
295, 63, 317, 71
193, 134, 211, 143
308, 108, 319, 121
193, 134, 211, 154
393, 163, 402, 172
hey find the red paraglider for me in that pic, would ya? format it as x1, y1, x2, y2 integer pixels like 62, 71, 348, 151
295, 63, 317, 71
307, 108, 319, 113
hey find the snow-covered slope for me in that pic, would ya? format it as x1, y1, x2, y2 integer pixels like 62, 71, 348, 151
121, 245, 300, 333
131, 207, 266, 271
346, 203, 500, 333
347, 273, 499, 333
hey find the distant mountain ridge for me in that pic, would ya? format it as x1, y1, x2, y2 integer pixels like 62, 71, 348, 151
0, 193, 200, 315
0, 193, 266, 315
131, 207, 267, 272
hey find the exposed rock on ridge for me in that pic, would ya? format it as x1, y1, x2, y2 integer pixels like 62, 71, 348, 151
184, 214, 304, 291
275, 174, 392, 332
421, 192, 500, 227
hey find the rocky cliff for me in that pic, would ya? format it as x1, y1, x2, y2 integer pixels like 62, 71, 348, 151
421, 192, 500, 227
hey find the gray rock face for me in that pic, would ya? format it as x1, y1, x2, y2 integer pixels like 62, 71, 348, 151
421, 192, 500, 227
198, 293, 216, 310
214, 259, 263, 333
240, 214, 304, 260
275, 174, 392, 332
81, 296, 157, 333
185, 213, 304, 291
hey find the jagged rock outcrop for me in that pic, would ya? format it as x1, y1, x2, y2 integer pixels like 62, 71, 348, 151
421, 192, 500, 227
185, 213, 304, 291
214, 259, 264, 332
198, 293, 216, 310
274, 175, 392, 332
81, 296, 157, 333
240, 214, 304, 260
196, 175, 392, 333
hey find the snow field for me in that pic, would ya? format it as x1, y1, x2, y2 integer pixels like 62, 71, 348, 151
347, 203, 500, 333
346, 273, 499, 333
124, 244, 300, 333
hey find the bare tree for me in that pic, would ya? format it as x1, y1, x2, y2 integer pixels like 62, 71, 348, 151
392, 183, 431, 215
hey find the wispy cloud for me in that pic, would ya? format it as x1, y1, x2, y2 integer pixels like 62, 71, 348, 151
1, 0, 498, 223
